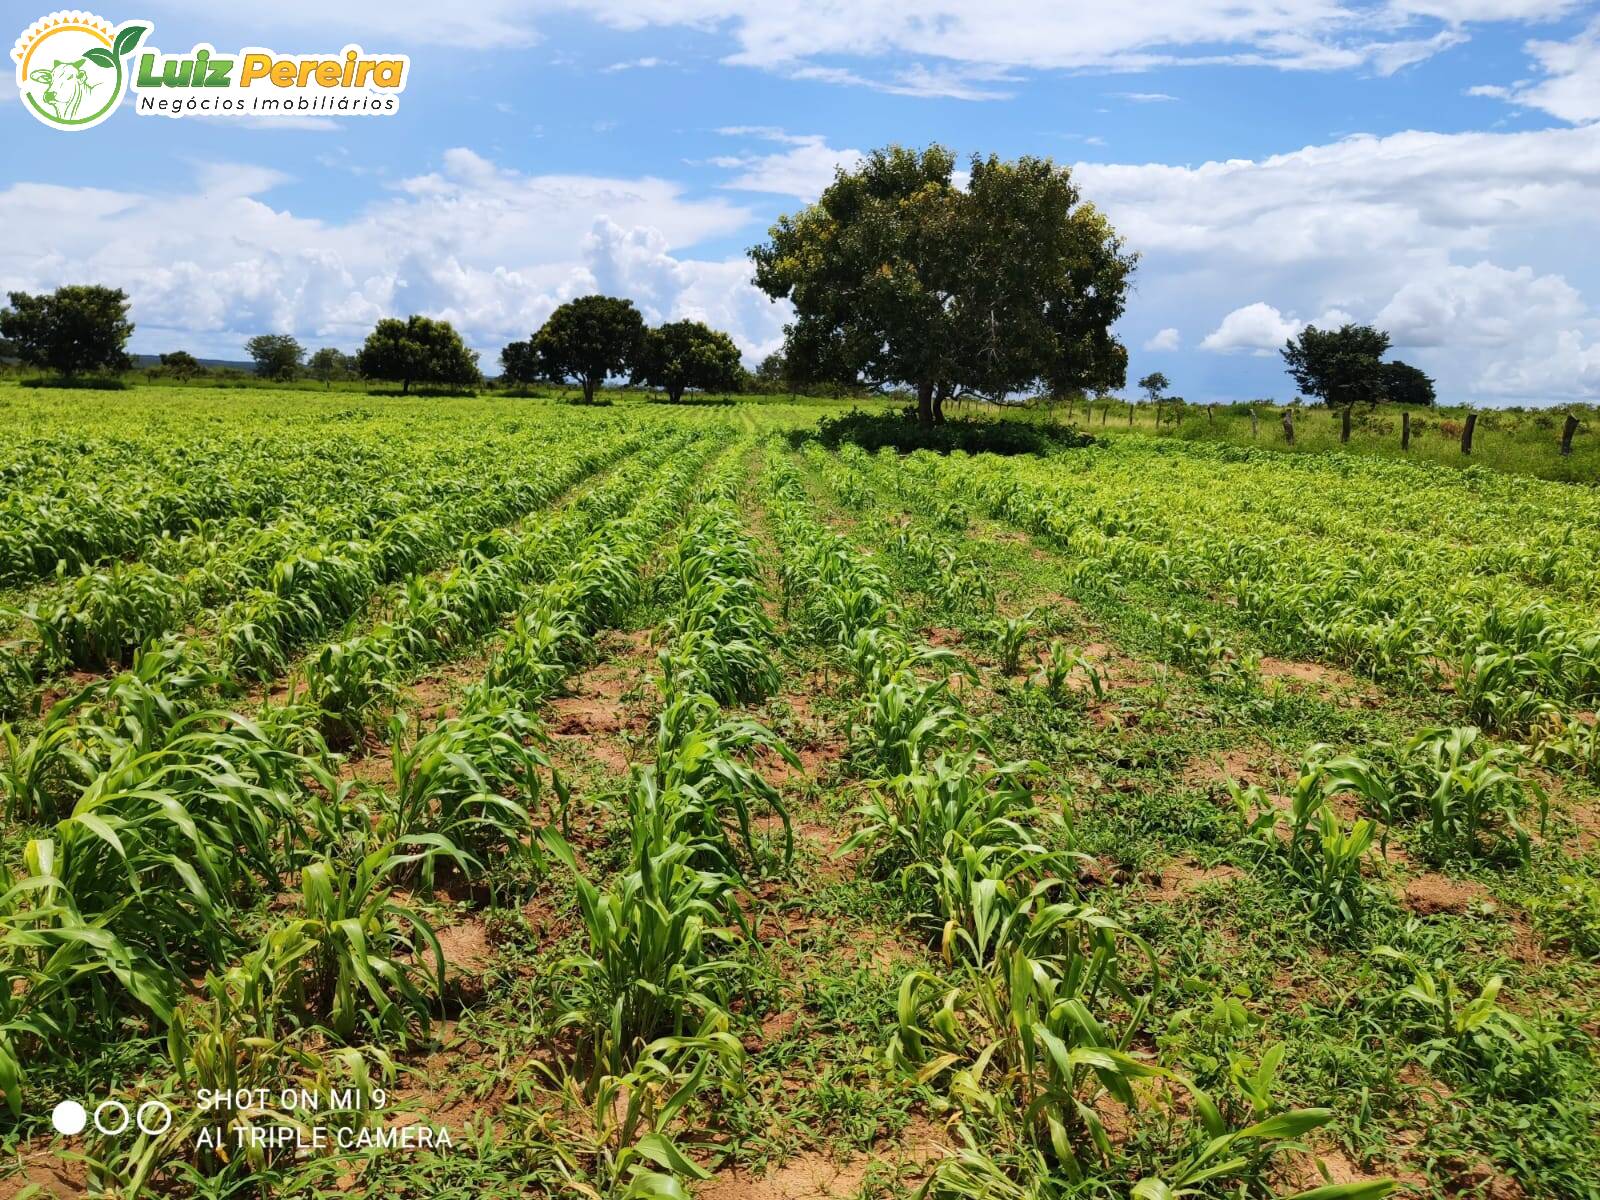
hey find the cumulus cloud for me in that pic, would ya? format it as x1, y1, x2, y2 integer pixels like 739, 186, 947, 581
1075, 123, 1600, 399
710, 129, 864, 198
1473, 16, 1600, 124
0, 150, 782, 362
1200, 303, 1303, 354
1144, 327, 1181, 350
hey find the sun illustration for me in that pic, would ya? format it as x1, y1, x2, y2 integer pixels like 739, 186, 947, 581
11, 10, 146, 131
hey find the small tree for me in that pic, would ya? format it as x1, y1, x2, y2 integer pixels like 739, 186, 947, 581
631, 320, 743, 403
306, 347, 352, 389
159, 350, 202, 380
0, 286, 134, 379
356, 316, 480, 394
1382, 360, 1436, 407
245, 334, 304, 381
498, 338, 540, 391
1281, 324, 1390, 412
754, 351, 789, 394
532, 296, 645, 404
1139, 371, 1169, 426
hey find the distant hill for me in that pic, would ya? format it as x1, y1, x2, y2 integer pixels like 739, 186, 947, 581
131, 353, 255, 372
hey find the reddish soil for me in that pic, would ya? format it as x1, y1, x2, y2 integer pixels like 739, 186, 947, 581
1258, 656, 1377, 703
1145, 858, 1244, 901
696, 1116, 953, 1200
1401, 875, 1491, 916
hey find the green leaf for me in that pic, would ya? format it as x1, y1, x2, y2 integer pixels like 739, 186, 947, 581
83, 47, 115, 69
113, 25, 148, 59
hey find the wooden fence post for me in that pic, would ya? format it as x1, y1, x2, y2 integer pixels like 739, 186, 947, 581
1282, 409, 1295, 445
1340, 405, 1352, 444
1128, 402, 1134, 427
1207, 404, 1215, 422
1561, 413, 1579, 457
1461, 412, 1477, 456
1401, 410, 1411, 451
1250, 408, 1259, 438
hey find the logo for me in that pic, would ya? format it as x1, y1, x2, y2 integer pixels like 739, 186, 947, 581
12, 11, 147, 130
13, 12, 409, 129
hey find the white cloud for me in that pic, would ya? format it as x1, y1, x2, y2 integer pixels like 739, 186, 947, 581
1474, 16, 1600, 123
710, 129, 864, 198
1113, 91, 1178, 102
0, 150, 780, 361
141, 0, 1576, 81
1075, 124, 1600, 398
603, 56, 667, 71
1144, 327, 1181, 351
1200, 303, 1303, 354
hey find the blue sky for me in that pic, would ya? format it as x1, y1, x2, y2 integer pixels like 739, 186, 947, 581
4, 1, 1599, 404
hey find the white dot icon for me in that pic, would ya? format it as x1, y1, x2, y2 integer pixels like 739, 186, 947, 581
52, 1100, 87, 1136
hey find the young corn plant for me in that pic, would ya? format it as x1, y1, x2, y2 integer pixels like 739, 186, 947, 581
542, 829, 742, 1086
28, 561, 192, 670
990, 612, 1035, 676
1231, 757, 1380, 935
1391, 727, 1545, 865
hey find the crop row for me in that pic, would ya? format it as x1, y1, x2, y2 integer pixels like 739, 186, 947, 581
759, 441, 1376, 1200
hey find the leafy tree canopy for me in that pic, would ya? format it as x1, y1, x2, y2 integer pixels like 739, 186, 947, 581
307, 347, 352, 388
1138, 372, 1169, 401
158, 350, 202, 380
749, 144, 1136, 423
631, 319, 743, 403
0, 286, 134, 378
532, 295, 645, 403
1281, 323, 1392, 410
357, 315, 480, 394
498, 338, 540, 388
1382, 359, 1436, 407
245, 333, 304, 381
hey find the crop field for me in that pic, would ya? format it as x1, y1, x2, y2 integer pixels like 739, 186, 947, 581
1, 386, 1597, 1200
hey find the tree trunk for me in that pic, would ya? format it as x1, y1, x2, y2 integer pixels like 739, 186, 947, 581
932, 389, 946, 424
402, 377, 411, 395
1282, 409, 1295, 445
1401, 410, 1411, 450
1561, 413, 1579, 457
668, 384, 684, 404
916, 381, 934, 425
1461, 412, 1477, 456
582, 377, 596, 404
1340, 404, 1352, 444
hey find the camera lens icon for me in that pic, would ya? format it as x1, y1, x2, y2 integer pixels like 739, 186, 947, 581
51, 1099, 172, 1137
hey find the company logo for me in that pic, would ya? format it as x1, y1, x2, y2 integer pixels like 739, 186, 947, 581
12, 11, 410, 130
12, 11, 147, 130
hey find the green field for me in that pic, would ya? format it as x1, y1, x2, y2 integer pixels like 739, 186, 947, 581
1, 384, 1597, 1199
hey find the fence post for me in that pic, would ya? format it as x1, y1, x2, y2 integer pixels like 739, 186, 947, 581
1102, 403, 1109, 426
1282, 409, 1295, 445
1340, 405, 1352, 444
1461, 412, 1477, 456
1128, 402, 1134, 427
1207, 404, 1215, 422
1561, 413, 1579, 457
1401, 410, 1411, 451
1250, 408, 1259, 438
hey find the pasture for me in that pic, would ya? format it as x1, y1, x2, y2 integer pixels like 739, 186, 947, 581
0, 383, 1596, 1199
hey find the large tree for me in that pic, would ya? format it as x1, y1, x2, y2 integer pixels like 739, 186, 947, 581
0, 285, 134, 378
749, 145, 1135, 424
632, 320, 743, 403
1382, 359, 1436, 407
1281, 324, 1391, 411
245, 334, 304, 381
356, 315, 480, 394
532, 296, 645, 403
